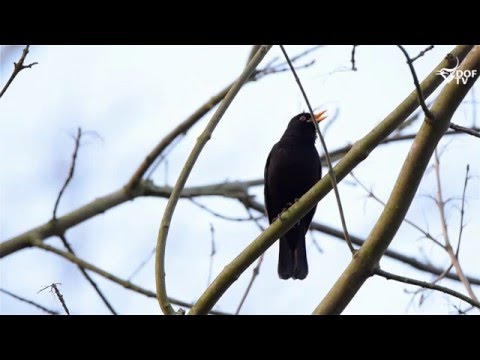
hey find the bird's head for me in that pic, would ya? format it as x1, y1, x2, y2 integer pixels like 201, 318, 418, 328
284, 110, 328, 141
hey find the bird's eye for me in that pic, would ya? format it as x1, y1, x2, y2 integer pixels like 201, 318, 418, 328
299, 115, 307, 122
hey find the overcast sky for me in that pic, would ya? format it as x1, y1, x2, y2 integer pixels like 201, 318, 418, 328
1, 45, 479, 315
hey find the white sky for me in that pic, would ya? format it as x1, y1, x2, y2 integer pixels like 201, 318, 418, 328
1, 45, 479, 315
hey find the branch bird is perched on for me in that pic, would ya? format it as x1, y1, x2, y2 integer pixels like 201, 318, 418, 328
264, 111, 327, 280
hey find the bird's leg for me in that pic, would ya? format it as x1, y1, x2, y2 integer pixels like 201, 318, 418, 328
277, 198, 302, 223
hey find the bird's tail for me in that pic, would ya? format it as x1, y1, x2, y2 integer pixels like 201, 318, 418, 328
278, 224, 308, 280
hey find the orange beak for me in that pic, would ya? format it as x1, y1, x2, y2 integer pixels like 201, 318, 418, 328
314, 110, 328, 123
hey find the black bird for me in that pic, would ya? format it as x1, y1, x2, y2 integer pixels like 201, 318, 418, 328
264, 111, 327, 280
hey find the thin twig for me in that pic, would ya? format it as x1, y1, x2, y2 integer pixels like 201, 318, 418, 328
349, 172, 445, 249
59, 233, 117, 314
434, 150, 478, 302
456, 165, 470, 256
207, 223, 216, 286
235, 205, 267, 315
0, 288, 59, 315
351, 45, 357, 71
32, 239, 230, 315
53, 128, 82, 220
411, 45, 435, 63
155, 45, 272, 315
39, 283, 70, 315
449, 123, 480, 138
397, 45, 435, 121
279, 45, 355, 254
235, 254, 265, 315
0, 45, 38, 98
128, 247, 156, 281
190, 198, 262, 222
375, 268, 480, 310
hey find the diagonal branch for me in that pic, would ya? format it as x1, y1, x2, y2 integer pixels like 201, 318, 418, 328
0, 45, 38, 99
59, 233, 117, 314
434, 151, 478, 302
0, 287, 59, 315
155, 45, 272, 315
279, 44, 355, 254
397, 45, 435, 121
449, 123, 480, 138
32, 239, 230, 315
53, 128, 82, 220
375, 269, 480, 310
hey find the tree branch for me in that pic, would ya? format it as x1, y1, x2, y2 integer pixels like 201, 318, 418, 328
449, 123, 480, 138
53, 128, 82, 220
31, 239, 230, 315
434, 151, 478, 302
313, 45, 479, 315
58, 234, 117, 314
397, 45, 435, 121
0, 45, 38, 99
0, 287, 59, 315
375, 269, 480, 310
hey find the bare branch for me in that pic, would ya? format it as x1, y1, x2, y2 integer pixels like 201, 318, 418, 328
59, 234, 117, 315
449, 123, 480, 138
456, 165, 470, 256
397, 45, 435, 121
53, 128, 82, 220
235, 205, 266, 315
0, 45, 38, 99
410, 45, 435, 63
0, 287, 59, 315
375, 268, 480, 310
32, 239, 230, 315
351, 45, 358, 71
279, 45, 355, 254
349, 172, 445, 249
190, 198, 262, 222
155, 45, 272, 315
235, 254, 265, 315
434, 151, 478, 302
39, 283, 70, 315
207, 223, 216, 286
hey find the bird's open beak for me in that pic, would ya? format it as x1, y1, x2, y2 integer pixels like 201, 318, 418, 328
314, 110, 328, 123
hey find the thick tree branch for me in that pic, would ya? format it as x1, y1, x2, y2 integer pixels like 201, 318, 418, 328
155, 45, 272, 315
187, 45, 474, 315
313, 46, 479, 315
